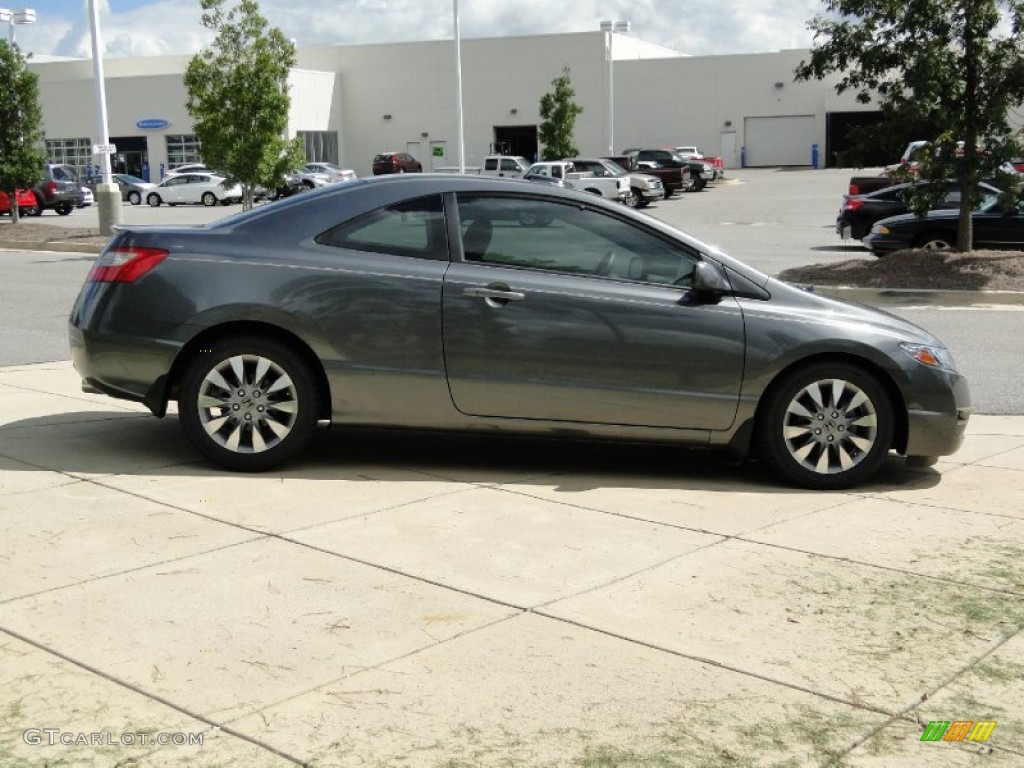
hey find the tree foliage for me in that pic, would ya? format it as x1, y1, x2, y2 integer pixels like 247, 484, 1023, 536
0, 41, 46, 224
538, 66, 583, 160
796, 0, 1024, 251
184, 0, 305, 210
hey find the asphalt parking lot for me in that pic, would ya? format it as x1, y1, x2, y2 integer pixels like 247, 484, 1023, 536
1, 168, 1023, 767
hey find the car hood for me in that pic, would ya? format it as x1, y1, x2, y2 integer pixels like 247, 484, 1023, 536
763, 277, 945, 346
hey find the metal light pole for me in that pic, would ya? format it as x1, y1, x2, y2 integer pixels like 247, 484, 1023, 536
87, 0, 122, 234
0, 7, 35, 45
600, 20, 629, 156
453, 0, 465, 173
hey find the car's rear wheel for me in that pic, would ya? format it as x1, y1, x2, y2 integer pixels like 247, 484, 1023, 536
912, 232, 956, 251
56, 203, 73, 216
757, 362, 894, 489
128, 191, 141, 205
147, 193, 162, 207
179, 336, 319, 471
201, 191, 217, 207
30, 194, 44, 216
20, 201, 40, 216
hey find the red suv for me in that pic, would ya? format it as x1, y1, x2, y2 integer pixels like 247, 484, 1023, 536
371, 152, 422, 175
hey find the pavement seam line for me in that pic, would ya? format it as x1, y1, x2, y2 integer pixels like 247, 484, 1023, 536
529, 608, 898, 718
824, 627, 1024, 763
0, 625, 308, 766
213, 613, 522, 734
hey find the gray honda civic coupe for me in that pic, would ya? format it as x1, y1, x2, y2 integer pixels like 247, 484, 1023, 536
69, 175, 970, 489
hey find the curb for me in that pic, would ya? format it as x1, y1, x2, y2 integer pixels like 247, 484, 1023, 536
814, 285, 1024, 307
0, 239, 105, 254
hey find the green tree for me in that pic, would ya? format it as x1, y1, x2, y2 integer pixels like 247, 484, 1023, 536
0, 41, 46, 224
538, 66, 583, 160
184, 0, 304, 210
796, 0, 1024, 251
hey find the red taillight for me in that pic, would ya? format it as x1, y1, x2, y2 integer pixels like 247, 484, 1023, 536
844, 198, 865, 212
46, 181, 57, 194
88, 246, 169, 283
848, 183, 860, 195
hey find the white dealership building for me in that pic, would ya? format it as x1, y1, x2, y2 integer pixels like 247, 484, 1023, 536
28, 30, 875, 181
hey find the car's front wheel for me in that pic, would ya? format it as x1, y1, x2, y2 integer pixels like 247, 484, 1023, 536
201, 191, 218, 207
179, 336, 320, 471
913, 232, 956, 251
147, 193, 162, 207
757, 362, 894, 489
128, 191, 141, 205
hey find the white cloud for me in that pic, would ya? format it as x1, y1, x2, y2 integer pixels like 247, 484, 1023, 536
16, 0, 823, 60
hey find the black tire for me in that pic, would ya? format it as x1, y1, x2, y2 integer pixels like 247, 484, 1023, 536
30, 193, 44, 216
128, 191, 141, 206
757, 362, 894, 490
56, 203, 73, 216
201, 191, 217, 207
912, 232, 956, 251
147, 193, 162, 207
179, 335, 320, 471
626, 188, 642, 208
20, 201, 40, 217
663, 188, 675, 199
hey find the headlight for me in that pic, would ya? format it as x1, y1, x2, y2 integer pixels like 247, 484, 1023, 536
899, 342, 957, 372
871, 224, 891, 235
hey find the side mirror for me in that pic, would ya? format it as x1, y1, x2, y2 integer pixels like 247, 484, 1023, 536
691, 261, 731, 295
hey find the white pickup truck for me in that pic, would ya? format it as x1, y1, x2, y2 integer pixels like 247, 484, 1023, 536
524, 161, 630, 202
436, 155, 531, 177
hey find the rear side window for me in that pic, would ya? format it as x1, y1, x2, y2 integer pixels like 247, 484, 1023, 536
373, 154, 391, 163
315, 194, 448, 260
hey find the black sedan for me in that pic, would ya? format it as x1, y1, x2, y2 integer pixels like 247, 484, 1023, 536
69, 175, 970, 489
864, 198, 1024, 255
837, 181, 1000, 240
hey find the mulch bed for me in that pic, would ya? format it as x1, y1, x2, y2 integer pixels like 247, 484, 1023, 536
778, 249, 1024, 291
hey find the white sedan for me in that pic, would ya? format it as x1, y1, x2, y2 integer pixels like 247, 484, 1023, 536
146, 173, 242, 207
302, 162, 357, 182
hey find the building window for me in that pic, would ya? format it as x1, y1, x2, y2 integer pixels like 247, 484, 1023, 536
166, 134, 202, 168
298, 131, 338, 164
45, 138, 92, 176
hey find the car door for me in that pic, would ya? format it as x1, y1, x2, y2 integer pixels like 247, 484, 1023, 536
973, 201, 1024, 248
442, 193, 746, 431
160, 175, 187, 203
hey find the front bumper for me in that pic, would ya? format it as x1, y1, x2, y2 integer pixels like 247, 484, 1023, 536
903, 369, 971, 458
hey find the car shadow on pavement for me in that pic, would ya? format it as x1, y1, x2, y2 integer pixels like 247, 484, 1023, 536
0, 411, 943, 493
810, 244, 870, 252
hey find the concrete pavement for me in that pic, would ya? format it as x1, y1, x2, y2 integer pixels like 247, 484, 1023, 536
1, 360, 1022, 767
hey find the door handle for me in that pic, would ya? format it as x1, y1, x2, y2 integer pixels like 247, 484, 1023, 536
462, 286, 525, 302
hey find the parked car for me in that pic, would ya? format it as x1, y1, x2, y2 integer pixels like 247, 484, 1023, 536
145, 173, 243, 207
94, 174, 158, 206
605, 154, 689, 198
164, 163, 214, 178
31, 164, 85, 215
837, 181, 1001, 240
864, 197, 1024, 255
524, 161, 629, 201
371, 151, 422, 175
0, 189, 40, 216
78, 186, 94, 208
69, 175, 969, 489
302, 162, 357, 182
571, 157, 663, 208
624, 148, 707, 191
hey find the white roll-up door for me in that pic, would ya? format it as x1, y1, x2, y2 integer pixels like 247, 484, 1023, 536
744, 116, 815, 166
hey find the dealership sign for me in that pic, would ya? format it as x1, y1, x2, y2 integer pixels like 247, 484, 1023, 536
136, 119, 169, 130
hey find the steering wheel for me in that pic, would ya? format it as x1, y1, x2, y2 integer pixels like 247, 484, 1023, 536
595, 250, 616, 276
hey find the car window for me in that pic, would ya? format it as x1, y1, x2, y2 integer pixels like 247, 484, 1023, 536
315, 194, 448, 260
455, 194, 699, 287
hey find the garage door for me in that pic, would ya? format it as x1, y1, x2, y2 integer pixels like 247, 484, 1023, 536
744, 115, 815, 166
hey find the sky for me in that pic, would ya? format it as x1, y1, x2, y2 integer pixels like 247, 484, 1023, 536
10, 0, 826, 60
